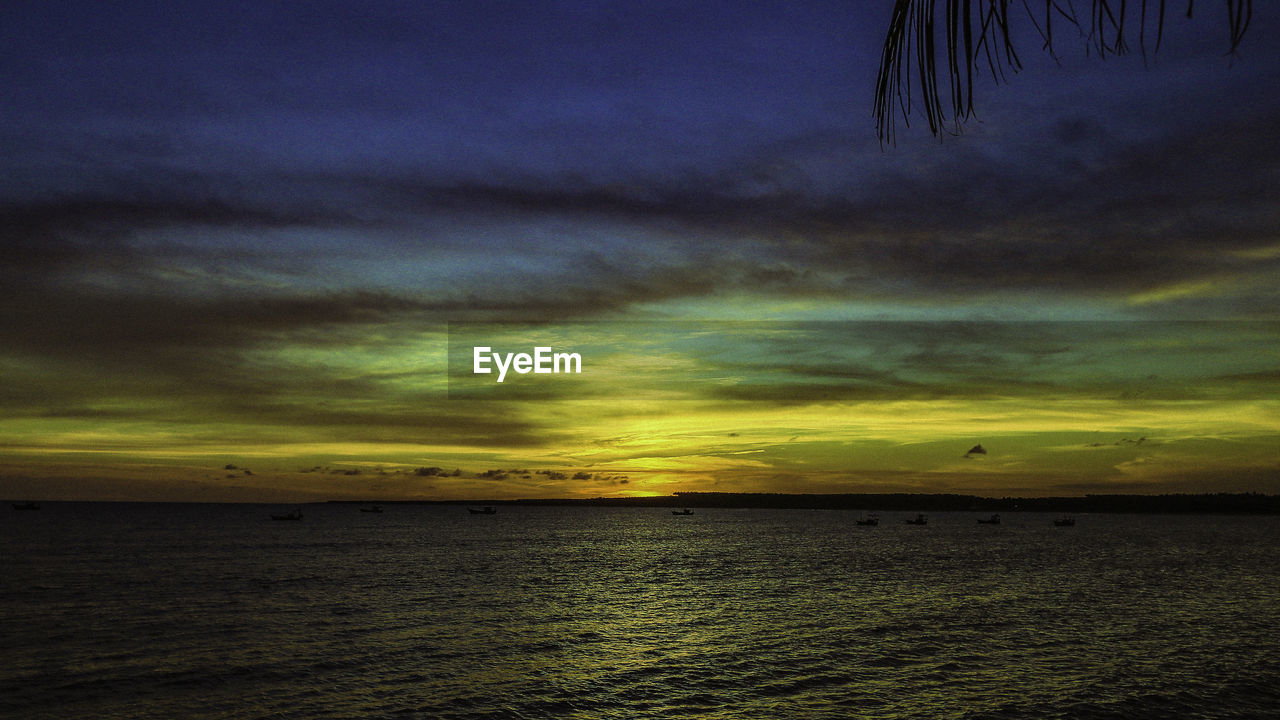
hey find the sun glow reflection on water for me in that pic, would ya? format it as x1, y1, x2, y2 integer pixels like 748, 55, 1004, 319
2, 504, 1278, 719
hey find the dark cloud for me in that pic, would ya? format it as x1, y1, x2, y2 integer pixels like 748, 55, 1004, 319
0, 196, 350, 242
0, 266, 577, 448
342, 104, 1280, 305
1053, 117, 1107, 146
4, 96, 1278, 321
678, 320, 1280, 406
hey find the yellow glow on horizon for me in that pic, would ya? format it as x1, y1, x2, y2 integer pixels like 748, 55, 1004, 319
1228, 244, 1280, 260
1127, 278, 1224, 305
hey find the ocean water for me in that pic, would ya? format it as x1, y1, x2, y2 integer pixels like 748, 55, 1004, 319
2, 503, 1278, 719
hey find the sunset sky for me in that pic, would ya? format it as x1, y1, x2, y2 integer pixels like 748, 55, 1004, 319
3, 2, 1278, 501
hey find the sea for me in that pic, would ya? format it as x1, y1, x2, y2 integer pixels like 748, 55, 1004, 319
2, 503, 1278, 719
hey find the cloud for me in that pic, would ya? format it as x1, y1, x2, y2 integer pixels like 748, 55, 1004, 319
6, 98, 1279, 329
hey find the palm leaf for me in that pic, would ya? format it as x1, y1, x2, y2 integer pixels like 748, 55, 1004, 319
874, 0, 1252, 143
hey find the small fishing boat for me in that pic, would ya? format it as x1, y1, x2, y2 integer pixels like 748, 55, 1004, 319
671, 508, 695, 515
11, 502, 40, 511
1054, 516, 1076, 527
467, 506, 497, 515
359, 506, 383, 513
855, 513, 879, 526
977, 514, 1001, 525
904, 513, 928, 525
271, 509, 303, 521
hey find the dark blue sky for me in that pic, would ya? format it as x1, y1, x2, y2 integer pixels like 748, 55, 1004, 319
4, 2, 1270, 194
3, 2, 863, 192
4, 0, 1279, 323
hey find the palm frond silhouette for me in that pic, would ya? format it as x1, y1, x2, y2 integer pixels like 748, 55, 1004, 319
874, 0, 1252, 143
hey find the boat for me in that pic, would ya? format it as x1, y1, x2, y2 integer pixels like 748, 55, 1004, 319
359, 506, 383, 513
467, 506, 497, 515
270, 509, 303, 521
672, 508, 695, 515
855, 513, 879, 526
12, 502, 40, 511
904, 513, 928, 525
1054, 516, 1076, 527
977, 514, 1001, 525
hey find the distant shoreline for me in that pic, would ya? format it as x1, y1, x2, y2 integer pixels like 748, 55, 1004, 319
324, 492, 1280, 514
10, 492, 1279, 513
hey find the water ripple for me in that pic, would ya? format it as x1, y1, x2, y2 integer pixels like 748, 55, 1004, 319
2, 505, 1278, 719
